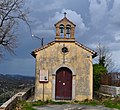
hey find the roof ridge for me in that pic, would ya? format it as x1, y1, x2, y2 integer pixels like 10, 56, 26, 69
75, 41, 97, 57
55, 17, 76, 26
31, 41, 56, 57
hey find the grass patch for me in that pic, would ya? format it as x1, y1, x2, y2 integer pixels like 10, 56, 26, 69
31, 99, 70, 105
79, 100, 99, 106
77, 97, 120, 109
18, 97, 120, 110
31, 100, 46, 106
101, 97, 120, 109
17, 100, 70, 110
17, 101, 35, 110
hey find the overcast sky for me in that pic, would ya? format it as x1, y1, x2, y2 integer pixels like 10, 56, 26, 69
0, 0, 120, 76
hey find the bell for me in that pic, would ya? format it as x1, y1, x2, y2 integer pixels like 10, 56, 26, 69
66, 28, 70, 34
59, 25, 64, 33
60, 28, 64, 33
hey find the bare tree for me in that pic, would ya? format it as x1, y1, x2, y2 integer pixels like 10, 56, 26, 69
0, 0, 29, 59
96, 43, 118, 72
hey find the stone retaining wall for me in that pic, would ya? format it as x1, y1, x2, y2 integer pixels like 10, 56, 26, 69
0, 86, 34, 110
100, 85, 120, 96
0, 94, 18, 110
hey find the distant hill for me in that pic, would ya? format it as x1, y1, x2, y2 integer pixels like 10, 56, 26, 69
0, 73, 35, 105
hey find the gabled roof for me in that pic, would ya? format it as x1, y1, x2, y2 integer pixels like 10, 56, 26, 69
54, 17, 76, 27
31, 40, 97, 58
31, 41, 56, 58
75, 41, 97, 58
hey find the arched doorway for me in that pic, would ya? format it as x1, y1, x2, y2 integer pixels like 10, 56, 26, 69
55, 67, 72, 100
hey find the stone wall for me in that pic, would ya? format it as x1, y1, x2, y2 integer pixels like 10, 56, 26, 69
0, 86, 34, 110
0, 95, 18, 110
100, 85, 120, 96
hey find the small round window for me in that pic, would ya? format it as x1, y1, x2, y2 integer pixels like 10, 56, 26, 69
62, 47, 68, 53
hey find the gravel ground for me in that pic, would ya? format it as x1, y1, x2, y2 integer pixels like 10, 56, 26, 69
33, 104, 118, 110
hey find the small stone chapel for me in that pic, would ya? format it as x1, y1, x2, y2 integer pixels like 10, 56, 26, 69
31, 13, 97, 101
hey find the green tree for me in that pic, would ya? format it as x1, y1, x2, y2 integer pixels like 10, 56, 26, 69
93, 64, 107, 91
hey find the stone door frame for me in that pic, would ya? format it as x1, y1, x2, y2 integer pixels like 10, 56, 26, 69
52, 65, 76, 100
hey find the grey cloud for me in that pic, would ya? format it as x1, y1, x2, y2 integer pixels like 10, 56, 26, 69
32, 9, 89, 39
1, 0, 120, 76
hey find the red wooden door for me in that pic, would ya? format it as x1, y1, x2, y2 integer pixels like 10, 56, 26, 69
55, 67, 72, 100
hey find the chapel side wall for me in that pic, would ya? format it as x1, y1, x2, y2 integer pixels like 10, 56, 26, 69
90, 56, 93, 99
34, 42, 93, 101
34, 58, 38, 100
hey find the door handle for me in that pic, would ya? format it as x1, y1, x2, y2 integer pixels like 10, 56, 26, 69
63, 83, 65, 85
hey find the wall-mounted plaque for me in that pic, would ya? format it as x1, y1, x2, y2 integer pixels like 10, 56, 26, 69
39, 69, 48, 83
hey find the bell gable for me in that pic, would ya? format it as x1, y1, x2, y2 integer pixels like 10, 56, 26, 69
55, 13, 76, 40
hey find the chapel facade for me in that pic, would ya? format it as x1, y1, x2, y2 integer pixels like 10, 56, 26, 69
31, 13, 97, 101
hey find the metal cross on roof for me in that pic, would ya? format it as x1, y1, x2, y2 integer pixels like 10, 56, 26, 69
64, 12, 67, 17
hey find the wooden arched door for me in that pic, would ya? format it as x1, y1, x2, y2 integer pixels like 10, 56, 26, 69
55, 67, 72, 100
